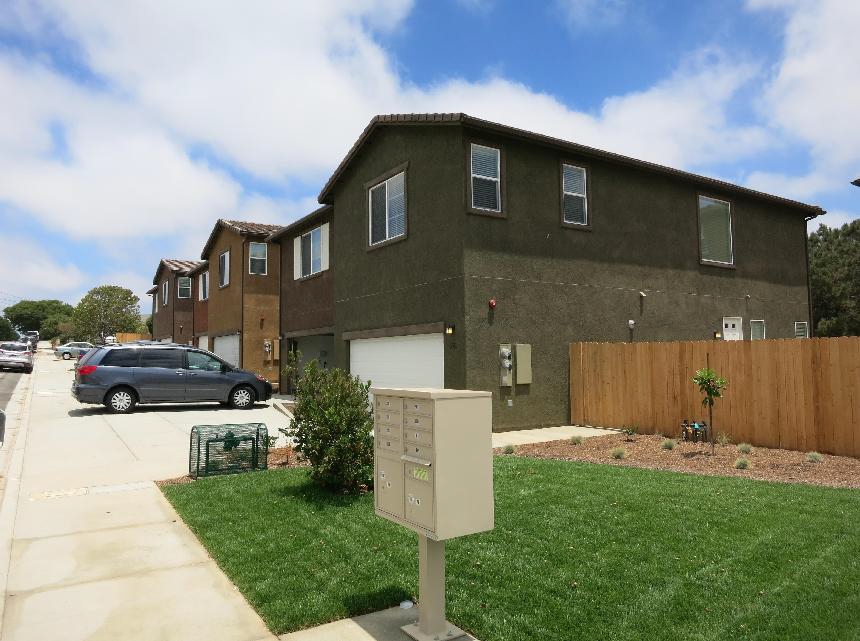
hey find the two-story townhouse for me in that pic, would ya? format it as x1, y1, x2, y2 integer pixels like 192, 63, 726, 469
200, 219, 282, 382
188, 260, 210, 350
302, 113, 822, 431
149, 259, 204, 344
267, 205, 333, 391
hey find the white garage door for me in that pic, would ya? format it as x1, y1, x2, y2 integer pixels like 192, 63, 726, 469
197, 335, 209, 351
350, 333, 444, 390
213, 334, 240, 367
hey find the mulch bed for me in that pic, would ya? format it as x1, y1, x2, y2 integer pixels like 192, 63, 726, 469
501, 433, 860, 489
157, 447, 307, 486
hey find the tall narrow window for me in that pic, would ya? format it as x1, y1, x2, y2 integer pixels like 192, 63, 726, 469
794, 321, 809, 338
301, 227, 322, 277
750, 319, 765, 340
369, 171, 406, 245
249, 242, 267, 275
470, 144, 500, 212
562, 164, 587, 225
199, 271, 209, 300
698, 196, 733, 265
162, 280, 168, 305
177, 277, 191, 299
219, 251, 230, 287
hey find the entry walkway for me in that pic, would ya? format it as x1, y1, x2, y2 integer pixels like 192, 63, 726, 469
492, 424, 613, 448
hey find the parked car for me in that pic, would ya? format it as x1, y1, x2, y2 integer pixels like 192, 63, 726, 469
71, 343, 273, 413
55, 342, 95, 360
0, 342, 34, 373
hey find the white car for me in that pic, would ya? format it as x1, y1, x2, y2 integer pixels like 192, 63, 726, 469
0, 342, 34, 373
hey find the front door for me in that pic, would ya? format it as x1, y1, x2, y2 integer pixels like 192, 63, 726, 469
185, 350, 231, 401
135, 348, 187, 401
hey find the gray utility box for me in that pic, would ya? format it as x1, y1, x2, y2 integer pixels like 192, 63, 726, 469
373, 388, 494, 541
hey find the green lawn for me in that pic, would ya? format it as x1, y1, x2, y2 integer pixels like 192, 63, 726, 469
162, 457, 860, 641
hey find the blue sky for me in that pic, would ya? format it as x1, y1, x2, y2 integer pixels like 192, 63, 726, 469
0, 0, 857, 312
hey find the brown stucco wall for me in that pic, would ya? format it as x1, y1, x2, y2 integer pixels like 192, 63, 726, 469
205, 228, 243, 338
191, 269, 208, 340
241, 238, 281, 382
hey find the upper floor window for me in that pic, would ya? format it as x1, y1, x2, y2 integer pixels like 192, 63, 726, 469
470, 144, 501, 212
249, 242, 267, 275
698, 195, 733, 265
219, 250, 230, 287
153, 292, 158, 312
369, 171, 406, 245
199, 271, 209, 301
162, 280, 168, 305
562, 164, 587, 225
177, 277, 191, 299
293, 223, 330, 279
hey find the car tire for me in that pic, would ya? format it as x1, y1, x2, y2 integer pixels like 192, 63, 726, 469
229, 385, 256, 409
62, 352, 71, 360
105, 387, 137, 414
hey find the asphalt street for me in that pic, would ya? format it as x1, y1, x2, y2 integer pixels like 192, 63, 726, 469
0, 371, 22, 411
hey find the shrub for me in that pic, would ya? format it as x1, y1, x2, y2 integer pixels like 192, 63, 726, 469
621, 425, 638, 440
611, 447, 626, 460
738, 443, 753, 454
806, 451, 823, 463
502, 444, 515, 455
288, 361, 374, 493
735, 457, 750, 470
661, 438, 676, 450
569, 435, 583, 445
716, 432, 732, 446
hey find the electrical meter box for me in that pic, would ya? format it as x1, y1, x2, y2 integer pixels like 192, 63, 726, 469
372, 387, 494, 541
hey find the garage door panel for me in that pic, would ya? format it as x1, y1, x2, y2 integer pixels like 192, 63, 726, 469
198, 335, 209, 352
350, 334, 444, 390
213, 334, 240, 367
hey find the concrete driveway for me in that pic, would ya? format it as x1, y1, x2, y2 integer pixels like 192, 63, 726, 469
0, 348, 283, 641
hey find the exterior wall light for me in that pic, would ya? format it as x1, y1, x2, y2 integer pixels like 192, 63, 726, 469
488, 298, 497, 310
445, 324, 455, 335
714, 331, 722, 340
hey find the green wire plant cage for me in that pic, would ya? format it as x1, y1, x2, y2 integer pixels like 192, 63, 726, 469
189, 423, 268, 479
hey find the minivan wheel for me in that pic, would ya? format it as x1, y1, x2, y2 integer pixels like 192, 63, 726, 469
62, 352, 71, 360
105, 387, 136, 414
230, 385, 255, 409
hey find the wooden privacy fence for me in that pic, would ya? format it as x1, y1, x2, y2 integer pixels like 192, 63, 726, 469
115, 332, 148, 343
570, 337, 860, 458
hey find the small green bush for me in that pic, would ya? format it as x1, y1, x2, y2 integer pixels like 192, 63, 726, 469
661, 438, 676, 450
806, 451, 823, 463
611, 447, 626, 460
569, 435, 583, 445
716, 432, 732, 446
288, 361, 374, 493
502, 444, 515, 455
738, 443, 753, 454
735, 457, 750, 470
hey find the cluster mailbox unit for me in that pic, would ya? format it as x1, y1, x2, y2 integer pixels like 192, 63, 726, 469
372, 387, 494, 641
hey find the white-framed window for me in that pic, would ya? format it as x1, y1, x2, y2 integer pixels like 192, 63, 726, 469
249, 242, 267, 275
162, 280, 168, 306
153, 292, 158, 312
750, 319, 766, 341
199, 271, 209, 301
369, 171, 406, 245
219, 251, 230, 287
562, 163, 587, 225
470, 143, 501, 212
794, 321, 809, 338
177, 277, 191, 299
699, 195, 733, 265
302, 227, 322, 276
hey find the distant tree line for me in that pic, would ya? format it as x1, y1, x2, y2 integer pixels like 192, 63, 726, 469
1, 285, 146, 343
809, 220, 860, 337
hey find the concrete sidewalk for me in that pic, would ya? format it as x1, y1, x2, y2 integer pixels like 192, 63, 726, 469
492, 424, 613, 448
0, 349, 278, 641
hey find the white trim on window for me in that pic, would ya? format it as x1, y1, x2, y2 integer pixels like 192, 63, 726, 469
562, 163, 587, 225
750, 319, 766, 341
177, 276, 191, 299
153, 292, 158, 313
698, 195, 734, 265
199, 271, 209, 301
794, 321, 809, 338
470, 143, 501, 212
299, 226, 325, 277
368, 171, 406, 246
219, 251, 230, 287
249, 242, 267, 276
162, 280, 168, 306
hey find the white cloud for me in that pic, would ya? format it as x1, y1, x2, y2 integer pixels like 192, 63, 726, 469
808, 209, 859, 232
745, 0, 860, 199
555, 0, 626, 29
0, 235, 86, 300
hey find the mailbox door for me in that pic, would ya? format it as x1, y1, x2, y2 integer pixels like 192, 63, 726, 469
376, 455, 404, 518
404, 475, 434, 530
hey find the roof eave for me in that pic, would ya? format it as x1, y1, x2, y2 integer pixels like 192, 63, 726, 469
267, 205, 333, 243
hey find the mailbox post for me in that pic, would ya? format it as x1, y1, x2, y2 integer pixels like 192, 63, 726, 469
372, 387, 494, 641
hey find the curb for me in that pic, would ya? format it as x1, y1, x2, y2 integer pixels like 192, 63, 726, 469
0, 359, 37, 630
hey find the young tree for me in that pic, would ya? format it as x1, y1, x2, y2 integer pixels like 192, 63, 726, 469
809, 220, 860, 336
73, 286, 142, 342
40, 314, 75, 341
0, 316, 17, 341
4, 300, 74, 333
693, 367, 728, 455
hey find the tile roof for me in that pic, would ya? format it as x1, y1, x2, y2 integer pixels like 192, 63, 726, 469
317, 113, 824, 216
266, 205, 332, 243
152, 259, 205, 284
201, 219, 283, 259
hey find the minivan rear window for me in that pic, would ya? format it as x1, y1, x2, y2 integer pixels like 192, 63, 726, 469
139, 349, 184, 369
100, 349, 141, 367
